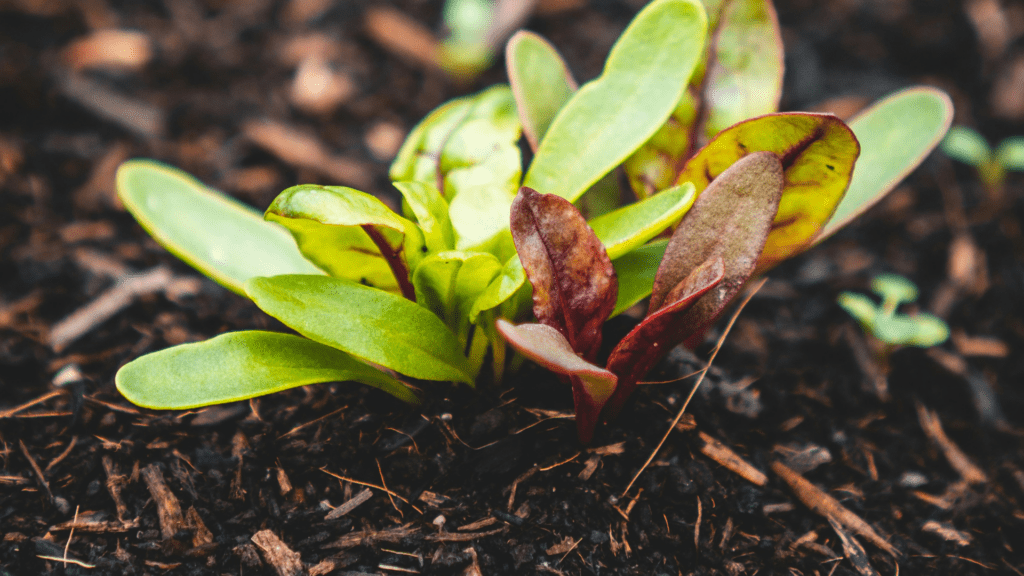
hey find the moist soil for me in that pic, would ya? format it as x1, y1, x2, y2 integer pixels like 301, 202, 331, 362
2, 1, 1024, 574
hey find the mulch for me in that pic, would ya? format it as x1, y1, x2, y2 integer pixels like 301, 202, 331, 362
2, 0, 1024, 574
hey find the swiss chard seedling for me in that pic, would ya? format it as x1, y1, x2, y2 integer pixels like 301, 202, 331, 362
838, 274, 949, 349
942, 125, 1024, 191
114, 0, 953, 442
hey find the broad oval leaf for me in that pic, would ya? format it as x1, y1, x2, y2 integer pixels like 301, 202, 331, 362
390, 97, 474, 188
611, 240, 668, 317
266, 184, 425, 299
652, 152, 783, 337
589, 182, 696, 259
413, 250, 503, 344
816, 87, 953, 243
511, 187, 617, 361
677, 113, 859, 271
506, 30, 578, 151
522, 0, 708, 202
393, 180, 455, 253
246, 275, 474, 384
116, 331, 418, 409
603, 256, 724, 417
116, 159, 323, 295
469, 254, 527, 322
496, 319, 617, 443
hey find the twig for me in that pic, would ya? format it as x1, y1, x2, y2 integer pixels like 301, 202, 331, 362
0, 390, 64, 419
140, 464, 187, 541
916, 402, 988, 485
698, 431, 767, 486
319, 467, 410, 504
771, 461, 898, 556
325, 488, 373, 520
19, 440, 53, 500
63, 505, 79, 566
376, 459, 402, 517
44, 436, 78, 474
622, 278, 767, 498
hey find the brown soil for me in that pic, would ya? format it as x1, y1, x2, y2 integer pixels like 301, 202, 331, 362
2, 1, 1024, 574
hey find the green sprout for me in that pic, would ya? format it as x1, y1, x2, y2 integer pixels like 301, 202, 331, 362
112, 0, 953, 443
941, 126, 1024, 190
838, 274, 950, 348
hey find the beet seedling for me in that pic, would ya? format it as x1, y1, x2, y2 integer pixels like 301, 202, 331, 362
113, 0, 953, 442
942, 126, 1024, 191
838, 274, 949, 349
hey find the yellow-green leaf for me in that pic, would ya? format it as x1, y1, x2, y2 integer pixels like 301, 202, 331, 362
589, 182, 696, 259
506, 30, 578, 151
677, 113, 860, 271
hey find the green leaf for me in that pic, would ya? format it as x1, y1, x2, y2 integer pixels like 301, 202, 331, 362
871, 273, 918, 306
506, 30, 578, 151
522, 0, 708, 202
413, 250, 503, 344
246, 275, 474, 384
995, 137, 1024, 171
393, 181, 456, 253
837, 292, 879, 327
589, 183, 696, 260
266, 184, 424, 299
116, 331, 418, 409
115, 159, 323, 295
469, 254, 527, 322
941, 126, 991, 167
623, 100, 696, 198
390, 97, 475, 188
496, 319, 618, 443
611, 240, 668, 317
817, 87, 954, 243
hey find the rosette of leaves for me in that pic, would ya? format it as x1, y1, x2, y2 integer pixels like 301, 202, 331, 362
113, 0, 953, 442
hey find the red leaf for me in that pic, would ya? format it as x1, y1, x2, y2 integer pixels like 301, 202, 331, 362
510, 187, 617, 361
602, 257, 724, 418
496, 319, 617, 443
650, 151, 783, 339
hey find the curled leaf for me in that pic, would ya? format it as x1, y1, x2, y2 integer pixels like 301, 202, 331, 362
413, 250, 503, 345
653, 151, 783, 340
266, 184, 424, 300
677, 113, 859, 271
393, 180, 455, 253
589, 182, 696, 259
496, 320, 617, 443
469, 255, 527, 322
116, 331, 418, 409
511, 187, 617, 361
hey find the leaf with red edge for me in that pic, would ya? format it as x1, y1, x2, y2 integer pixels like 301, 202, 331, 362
510, 187, 617, 361
496, 319, 617, 443
654, 151, 783, 341
603, 256, 724, 417
676, 113, 859, 273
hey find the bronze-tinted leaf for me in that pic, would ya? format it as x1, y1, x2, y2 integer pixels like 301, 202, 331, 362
510, 187, 617, 361
652, 151, 783, 341
603, 257, 724, 418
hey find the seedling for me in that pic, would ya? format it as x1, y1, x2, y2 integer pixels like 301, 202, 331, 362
941, 126, 1024, 191
114, 0, 953, 442
838, 274, 949, 348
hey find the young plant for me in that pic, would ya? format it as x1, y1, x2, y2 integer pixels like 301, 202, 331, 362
838, 274, 949, 349
113, 0, 953, 442
941, 125, 1024, 191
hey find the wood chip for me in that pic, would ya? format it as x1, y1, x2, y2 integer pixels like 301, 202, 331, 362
57, 72, 165, 138
325, 487, 373, 520
698, 431, 767, 486
457, 517, 498, 532
49, 266, 173, 351
771, 461, 898, 556
828, 517, 881, 576
251, 530, 304, 576
325, 523, 420, 549
952, 331, 1008, 357
50, 514, 139, 533
545, 535, 579, 555
363, 6, 440, 71
916, 403, 988, 485
578, 454, 601, 481
290, 54, 355, 114
921, 520, 972, 546
425, 526, 508, 542
186, 506, 213, 547
63, 29, 152, 72
242, 120, 372, 188
141, 464, 187, 541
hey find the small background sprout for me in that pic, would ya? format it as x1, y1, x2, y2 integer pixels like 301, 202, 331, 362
838, 274, 949, 348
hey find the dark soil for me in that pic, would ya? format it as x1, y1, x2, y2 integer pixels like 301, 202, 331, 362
3, 0, 1024, 574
